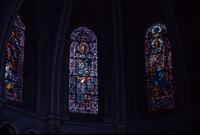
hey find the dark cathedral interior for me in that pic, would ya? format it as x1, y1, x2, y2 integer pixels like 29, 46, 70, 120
0, 0, 199, 134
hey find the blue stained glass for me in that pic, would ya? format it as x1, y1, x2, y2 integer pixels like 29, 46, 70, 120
145, 23, 174, 111
69, 27, 98, 114
4, 15, 25, 102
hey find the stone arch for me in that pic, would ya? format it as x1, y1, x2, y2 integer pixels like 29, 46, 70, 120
25, 129, 40, 134
0, 121, 19, 134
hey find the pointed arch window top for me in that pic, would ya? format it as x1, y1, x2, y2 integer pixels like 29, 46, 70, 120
145, 23, 169, 55
145, 23, 167, 37
14, 15, 25, 30
70, 27, 97, 60
70, 27, 97, 43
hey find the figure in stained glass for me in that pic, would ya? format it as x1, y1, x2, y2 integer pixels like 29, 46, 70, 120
5, 15, 25, 102
145, 23, 174, 111
69, 27, 98, 114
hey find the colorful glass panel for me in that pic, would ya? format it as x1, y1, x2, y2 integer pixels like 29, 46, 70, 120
145, 23, 174, 111
69, 27, 98, 114
4, 15, 25, 102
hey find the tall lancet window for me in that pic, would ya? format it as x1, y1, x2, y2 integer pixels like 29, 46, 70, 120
145, 23, 174, 111
69, 27, 98, 114
5, 15, 25, 102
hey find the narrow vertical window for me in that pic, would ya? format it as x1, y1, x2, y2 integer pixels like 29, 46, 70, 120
69, 27, 98, 114
5, 15, 25, 102
145, 23, 174, 111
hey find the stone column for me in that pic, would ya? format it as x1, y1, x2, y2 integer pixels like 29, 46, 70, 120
160, 0, 190, 111
112, 0, 127, 124
48, 0, 73, 118
35, 0, 42, 113
103, 41, 112, 122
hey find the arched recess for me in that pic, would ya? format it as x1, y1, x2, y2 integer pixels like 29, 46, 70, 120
25, 129, 40, 134
131, 0, 189, 120
0, 0, 24, 100
0, 0, 37, 110
61, 0, 104, 121
0, 121, 19, 134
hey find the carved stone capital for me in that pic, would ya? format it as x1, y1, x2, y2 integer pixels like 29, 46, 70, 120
48, 119, 60, 134
114, 122, 128, 134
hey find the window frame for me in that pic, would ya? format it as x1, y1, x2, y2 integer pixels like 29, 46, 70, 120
62, 26, 103, 122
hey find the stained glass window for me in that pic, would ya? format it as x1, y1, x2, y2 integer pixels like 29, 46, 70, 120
69, 27, 98, 114
145, 23, 174, 111
4, 15, 25, 102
